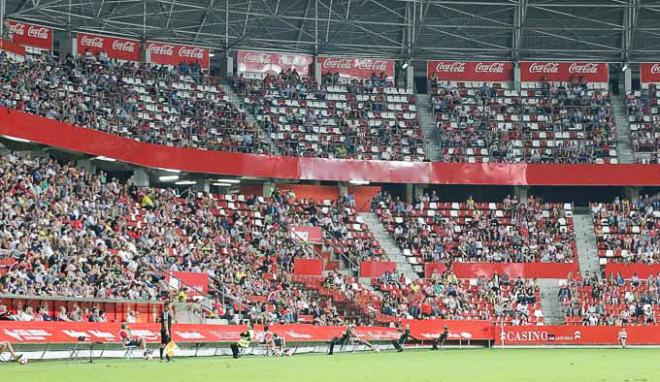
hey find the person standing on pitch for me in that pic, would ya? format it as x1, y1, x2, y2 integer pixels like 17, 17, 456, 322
431, 326, 449, 350
618, 327, 628, 349
159, 302, 174, 362
231, 322, 254, 358
392, 324, 411, 352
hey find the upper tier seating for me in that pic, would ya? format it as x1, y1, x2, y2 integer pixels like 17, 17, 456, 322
0, 51, 269, 154
430, 79, 618, 164
625, 87, 660, 163
235, 72, 426, 161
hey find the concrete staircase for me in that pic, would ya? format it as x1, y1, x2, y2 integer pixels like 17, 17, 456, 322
611, 96, 634, 164
219, 83, 278, 154
416, 93, 442, 161
573, 210, 601, 278
359, 212, 420, 280
537, 279, 565, 325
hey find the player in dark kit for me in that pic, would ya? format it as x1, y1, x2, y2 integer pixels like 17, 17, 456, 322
431, 326, 449, 350
328, 324, 378, 355
159, 302, 174, 362
391, 324, 411, 352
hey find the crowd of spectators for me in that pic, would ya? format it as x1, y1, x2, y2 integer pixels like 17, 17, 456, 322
430, 79, 617, 163
375, 270, 543, 325
233, 69, 425, 161
0, 151, 384, 325
0, 51, 267, 154
561, 271, 659, 326
373, 191, 576, 265
625, 87, 660, 161
591, 195, 660, 264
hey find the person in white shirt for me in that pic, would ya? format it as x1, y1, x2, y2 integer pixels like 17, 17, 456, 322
618, 327, 628, 349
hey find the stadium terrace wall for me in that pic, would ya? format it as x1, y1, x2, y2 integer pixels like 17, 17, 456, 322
603, 263, 660, 278
4, 321, 657, 348
3, 109, 660, 186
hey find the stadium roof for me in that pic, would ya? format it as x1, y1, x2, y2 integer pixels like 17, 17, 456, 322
4, 0, 660, 63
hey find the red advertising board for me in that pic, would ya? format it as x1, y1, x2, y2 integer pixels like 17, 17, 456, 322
520, 61, 609, 83
0, 321, 399, 344
426, 61, 514, 82
4, 109, 660, 186
290, 226, 323, 243
293, 258, 324, 276
402, 319, 494, 341
318, 55, 395, 82
146, 41, 210, 69
496, 325, 660, 346
359, 261, 396, 277
640, 63, 660, 84
237, 49, 313, 77
5, 19, 52, 50
76, 33, 140, 62
166, 271, 209, 296
0, 39, 26, 57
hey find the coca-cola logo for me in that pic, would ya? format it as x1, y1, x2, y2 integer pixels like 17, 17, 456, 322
27, 26, 50, 40
568, 63, 599, 74
475, 62, 505, 73
80, 35, 104, 49
7, 22, 25, 36
528, 62, 560, 74
650, 64, 660, 75
111, 40, 136, 53
322, 57, 353, 70
178, 46, 205, 59
279, 55, 312, 67
434, 61, 466, 73
148, 44, 174, 56
243, 52, 272, 64
355, 58, 388, 72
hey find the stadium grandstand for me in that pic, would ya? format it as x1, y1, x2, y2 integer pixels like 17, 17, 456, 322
0, 0, 660, 381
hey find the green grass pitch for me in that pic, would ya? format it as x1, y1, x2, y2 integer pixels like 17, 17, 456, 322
2, 348, 659, 382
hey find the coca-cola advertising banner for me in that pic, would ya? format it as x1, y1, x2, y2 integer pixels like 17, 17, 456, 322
237, 49, 313, 77
76, 33, 140, 62
289, 226, 323, 243
520, 61, 609, 83
146, 41, 210, 69
640, 63, 660, 84
5, 19, 53, 50
401, 319, 494, 341
318, 55, 395, 81
426, 61, 514, 82
496, 325, 660, 346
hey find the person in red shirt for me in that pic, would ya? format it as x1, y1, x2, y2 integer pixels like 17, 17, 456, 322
119, 322, 151, 359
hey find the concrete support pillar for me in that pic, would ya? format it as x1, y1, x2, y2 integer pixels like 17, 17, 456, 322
226, 56, 234, 78
133, 168, 150, 187
624, 186, 640, 203
624, 66, 632, 92
514, 63, 521, 91
76, 159, 95, 174
338, 183, 348, 197
314, 60, 322, 86
263, 182, 276, 198
197, 179, 211, 193
413, 185, 425, 201
406, 64, 414, 93
405, 183, 414, 204
514, 186, 528, 202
